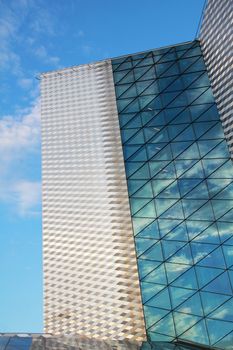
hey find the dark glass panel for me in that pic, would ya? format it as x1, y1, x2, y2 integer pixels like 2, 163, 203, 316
198, 139, 226, 158
179, 56, 201, 72
128, 147, 148, 162
123, 144, 142, 159
120, 113, 142, 128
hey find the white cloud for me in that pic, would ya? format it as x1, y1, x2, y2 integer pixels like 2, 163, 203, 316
0, 100, 40, 155
0, 99, 41, 216
82, 44, 93, 55
17, 78, 34, 89
12, 180, 41, 216
34, 45, 60, 65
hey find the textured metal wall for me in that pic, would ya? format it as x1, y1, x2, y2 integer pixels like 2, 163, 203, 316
199, 0, 233, 154
40, 61, 146, 341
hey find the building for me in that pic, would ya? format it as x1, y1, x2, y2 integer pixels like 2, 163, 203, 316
199, 0, 233, 154
40, 1, 233, 349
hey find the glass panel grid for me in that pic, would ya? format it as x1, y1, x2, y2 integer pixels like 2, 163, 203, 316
112, 40, 233, 349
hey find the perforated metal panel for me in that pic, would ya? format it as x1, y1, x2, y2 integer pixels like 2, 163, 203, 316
199, 0, 233, 154
41, 60, 146, 341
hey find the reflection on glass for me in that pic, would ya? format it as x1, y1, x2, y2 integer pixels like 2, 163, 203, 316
112, 40, 233, 347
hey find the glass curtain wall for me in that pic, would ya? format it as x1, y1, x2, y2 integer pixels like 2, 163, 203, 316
112, 40, 233, 349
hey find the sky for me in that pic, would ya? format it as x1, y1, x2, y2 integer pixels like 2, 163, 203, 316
0, 0, 205, 333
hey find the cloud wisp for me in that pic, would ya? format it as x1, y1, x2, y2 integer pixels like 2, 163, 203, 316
0, 99, 41, 216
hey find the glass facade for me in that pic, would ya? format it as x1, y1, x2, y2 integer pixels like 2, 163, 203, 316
0, 334, 218, 350
112, 40, 233, 348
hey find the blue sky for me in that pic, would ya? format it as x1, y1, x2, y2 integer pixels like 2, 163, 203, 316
0, 0, 205, 333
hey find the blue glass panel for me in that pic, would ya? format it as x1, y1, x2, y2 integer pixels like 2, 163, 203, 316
113, 41, 233, 345
180, 319, 209, 345
162, 240, 186, 260
150, 313, 176, 337
146, 288, 171, 310
177, 292, 204, 316
136, 221, 160, 239
198, 139, 225, 158
128, 163, 151, 179
160, 201, 184, 220
201, 291, 231, 315
168, 244, 193, 265
217, 222, 233, 243
206, 318, 233, 345
157, 181, 180, 199
222, 245, 233, 268
135, 237, 156, 256
128, 147, 148, 161
193, 87, 215, 104
191, 242, 217, 264
165, 262, 190, 283
140, 280, 165, 303
197, 247, 226, 268
172, 267, 198, 290
134, 201, 157, 218
132, 217, 154, 235
173, 312, 201, 336
133, 182, 153, 198
214, 331, 233, 349
140, 241, 163, 261
143, 305, 169, 329
130, 197, 151, 215
143, 264, 167, 284
200, 122, 225, 140
192, 224, 220, 244
169, 286, 194, 308
209, 298, 233, 322
195, 266, 223, 288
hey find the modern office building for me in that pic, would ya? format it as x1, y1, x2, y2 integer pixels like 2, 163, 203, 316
40, 1, 233, 349
199, 0, 233, 154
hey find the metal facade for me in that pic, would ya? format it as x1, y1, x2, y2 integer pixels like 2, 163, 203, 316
199, 0, 233, 154
40, 61, 146, 341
